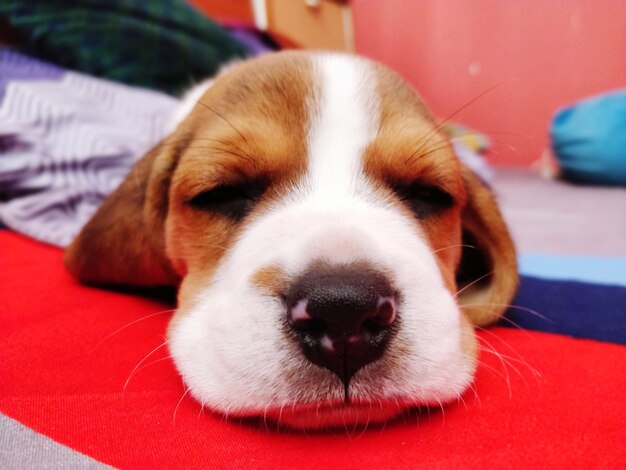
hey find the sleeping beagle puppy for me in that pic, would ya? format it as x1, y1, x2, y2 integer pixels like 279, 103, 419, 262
65, 51, 517, 430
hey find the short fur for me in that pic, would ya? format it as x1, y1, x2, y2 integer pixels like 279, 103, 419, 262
65, 51, 518, 430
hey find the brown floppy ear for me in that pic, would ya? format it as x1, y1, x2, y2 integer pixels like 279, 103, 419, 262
456, 166, 519, 327
64, 142, 181, 287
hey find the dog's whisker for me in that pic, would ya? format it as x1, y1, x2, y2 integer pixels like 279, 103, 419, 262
387, 395, 401, 429
408, 128, 451, 166
408, 132, 443, 165
475, 320, 537, 363
348, 408, 359, 437
483, 347, 542, 380
489, 320, 552, 367
434, 82, 503, 132
277, 402, 286, 433
467, 353, 507, 380
454, 270, 495, 299
436, 397, 446, 432
409, 142, 459, 163
298, 402, 312, 438
474, 327, 543, 379
495, 315, 534, 333
463, 128, 533, 154
378, 407, 389, 435
342, 407, 352, 440
425, 401, 432, 422
407, 83, 503, 165
123, 340, 169, 390
197, 400, 206, 421
449, 132, 534, 153
134, 355, 173, 373
464, 302, 553, 323
173, 385, 192, 423
404, 138, 453, 165
477, 337, 528, 374
351, 397, 372, 437
196, 101, 250, 145
469, 306, 538, 342
475, 337, 518, 396
466, 381, 482, 408
352, 398, 372, 439
431, 244, 478, 255
219, 407, 228, 425
262, 405, 270, 432
194, 102, 260, 166
463, 352, 511, 388
90, 309, 175, 354
456, 391, 468, 411
476, 329, 521, 377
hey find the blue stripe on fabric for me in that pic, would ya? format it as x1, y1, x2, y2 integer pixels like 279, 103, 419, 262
501, 276, 626, 345
519, 254, 626, 287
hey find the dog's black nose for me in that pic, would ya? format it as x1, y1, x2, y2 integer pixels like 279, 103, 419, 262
286, 263, 397, 387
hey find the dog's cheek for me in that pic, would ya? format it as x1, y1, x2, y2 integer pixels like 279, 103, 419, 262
164, 199, 242, 279
166, 273, 209, 338
166, 277, 299, 411
167, 303, 213, 405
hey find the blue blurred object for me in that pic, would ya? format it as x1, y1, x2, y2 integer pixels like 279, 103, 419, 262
551, 89, 626, 186
503, 276, 626, 345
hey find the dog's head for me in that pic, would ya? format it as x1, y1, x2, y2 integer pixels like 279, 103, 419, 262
65, 51, 517, 429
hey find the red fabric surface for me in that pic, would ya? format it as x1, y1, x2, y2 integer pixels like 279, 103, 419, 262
1, 231, 625, 469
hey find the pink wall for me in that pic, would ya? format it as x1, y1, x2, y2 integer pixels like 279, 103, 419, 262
352, 0, 626, 166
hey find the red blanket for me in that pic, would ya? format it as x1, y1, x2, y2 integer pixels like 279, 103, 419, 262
1, 232, 625, 469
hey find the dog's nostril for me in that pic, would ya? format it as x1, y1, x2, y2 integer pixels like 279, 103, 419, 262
290, 296, 397, 333
365, 297, 397, 329
285, 264, 397, 386
287, 299, 326, 332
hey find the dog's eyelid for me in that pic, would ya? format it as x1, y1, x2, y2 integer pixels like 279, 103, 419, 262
188, 178, 267, 198
186, 180, 267, 219
391, 180, 455, 218
393, 180, 453, 200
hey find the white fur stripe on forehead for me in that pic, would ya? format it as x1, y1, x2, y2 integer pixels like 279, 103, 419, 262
306, 55, 380, 197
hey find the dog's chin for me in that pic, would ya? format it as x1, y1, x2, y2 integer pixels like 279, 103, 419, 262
248, 401, 411, 431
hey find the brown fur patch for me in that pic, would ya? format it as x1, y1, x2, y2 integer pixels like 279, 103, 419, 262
457, 167, 519, 326
363, 63, 466, 295
165, 52, 314, 282
363, 62, 517, 328
64, 143, 181, 287
252, 265, 288, 297
65, 52, 315, 292
65, 51, 517, 333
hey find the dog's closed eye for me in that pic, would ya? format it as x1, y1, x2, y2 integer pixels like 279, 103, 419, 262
188, 182, 266, 220
393, 182, 454, 218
